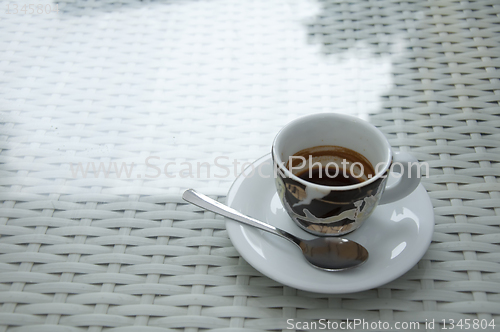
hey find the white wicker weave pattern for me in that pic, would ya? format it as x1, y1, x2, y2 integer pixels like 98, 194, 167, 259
1, 0, 499, 331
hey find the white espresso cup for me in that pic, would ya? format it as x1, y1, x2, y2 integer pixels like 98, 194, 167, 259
272, 113, 421, 236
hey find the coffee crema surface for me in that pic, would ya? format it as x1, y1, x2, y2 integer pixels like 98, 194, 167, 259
286, 145, 375, 186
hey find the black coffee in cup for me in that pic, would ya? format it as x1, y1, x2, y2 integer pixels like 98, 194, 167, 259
286, 145, 375, 186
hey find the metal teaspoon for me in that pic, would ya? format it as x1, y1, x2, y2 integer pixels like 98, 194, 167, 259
182, 189, 369, 271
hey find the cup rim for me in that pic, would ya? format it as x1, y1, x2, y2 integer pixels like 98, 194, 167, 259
271, 113, 392, 191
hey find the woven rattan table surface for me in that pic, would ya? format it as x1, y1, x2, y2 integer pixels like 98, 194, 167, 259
1, 0, 499, 331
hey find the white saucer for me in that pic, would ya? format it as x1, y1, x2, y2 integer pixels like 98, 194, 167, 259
226, 154, 434, 294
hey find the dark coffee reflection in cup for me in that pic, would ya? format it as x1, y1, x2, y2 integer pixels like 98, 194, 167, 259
287, 145, 375, 186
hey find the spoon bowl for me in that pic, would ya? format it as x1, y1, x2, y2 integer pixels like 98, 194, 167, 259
182, 189, 368, 271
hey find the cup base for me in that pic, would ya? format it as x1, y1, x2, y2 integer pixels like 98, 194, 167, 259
293, 217, 359, 236
281, 201, 366, 236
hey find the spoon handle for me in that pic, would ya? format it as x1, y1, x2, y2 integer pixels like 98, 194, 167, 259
182, 189, 297, 244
